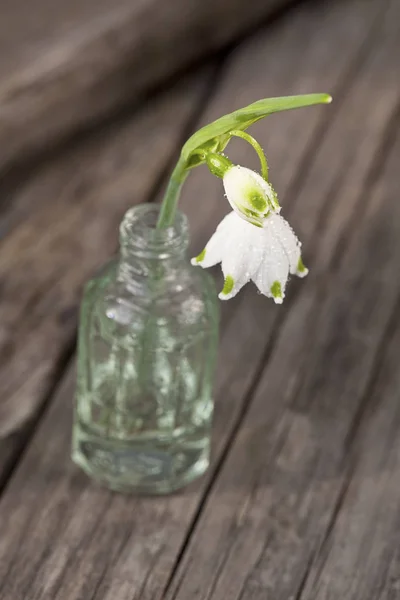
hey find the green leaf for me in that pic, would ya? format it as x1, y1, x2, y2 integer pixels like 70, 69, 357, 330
181, 94, 332, 161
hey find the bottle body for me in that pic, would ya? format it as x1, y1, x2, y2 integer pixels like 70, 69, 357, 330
72, 205, 219, 494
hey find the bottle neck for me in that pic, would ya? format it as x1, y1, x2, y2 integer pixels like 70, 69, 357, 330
118, 249, 185, 280
117, 204, 189, 283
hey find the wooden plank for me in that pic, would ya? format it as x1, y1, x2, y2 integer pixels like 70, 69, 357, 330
0, 1, 389, 599
159, 4, 400, 600
0, 69, 213, 444
295, 129, 400, 600
0, 0, 294, 171
0, 0, 369, 452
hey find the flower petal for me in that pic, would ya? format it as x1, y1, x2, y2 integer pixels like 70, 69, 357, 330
219, 215, 264, 300
253, 238, 290, 303
218, 271, 249, 300
192, 209, 307, 303
266, 214, 307, 277
191, 212, 236, 268
223, 166, 279, 225
191, 233, 223, 268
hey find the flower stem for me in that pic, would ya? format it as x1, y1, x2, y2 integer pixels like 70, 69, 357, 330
230, 130, 269, 181
156, 157, 189, 229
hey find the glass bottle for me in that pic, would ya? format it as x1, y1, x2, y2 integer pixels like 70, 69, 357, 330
72, 204, 219, 494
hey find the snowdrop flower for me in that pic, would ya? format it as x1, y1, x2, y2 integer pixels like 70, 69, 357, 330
191, 210, 308, 303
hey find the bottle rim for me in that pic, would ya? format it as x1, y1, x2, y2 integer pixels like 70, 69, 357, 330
119, 203, 189, 258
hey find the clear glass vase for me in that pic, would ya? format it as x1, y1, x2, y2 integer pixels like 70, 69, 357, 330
72, 204, 219, 494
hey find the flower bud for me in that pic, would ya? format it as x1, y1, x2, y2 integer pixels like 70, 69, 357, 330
223, 166, 280, 227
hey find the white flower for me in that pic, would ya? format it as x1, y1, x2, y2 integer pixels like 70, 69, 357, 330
191, 211, 308, 303
223, 165, 280, 226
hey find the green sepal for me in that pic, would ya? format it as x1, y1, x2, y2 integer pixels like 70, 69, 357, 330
181, 94, 332, 163
185, 137, 225, 170
206, 153, 233, 178
185, 153, 205, 169
197, 138, 222, 153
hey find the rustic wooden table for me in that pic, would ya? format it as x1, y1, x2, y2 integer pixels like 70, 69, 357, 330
1, 0, 399, 598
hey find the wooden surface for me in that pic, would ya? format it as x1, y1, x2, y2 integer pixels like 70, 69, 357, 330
0, 0, 292, 172
1, 0, 400, 598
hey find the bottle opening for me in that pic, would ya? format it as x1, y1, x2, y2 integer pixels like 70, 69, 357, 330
120, 204, 189, 258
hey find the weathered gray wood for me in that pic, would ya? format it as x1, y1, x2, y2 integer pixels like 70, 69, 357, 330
0, 69, 213, 443
160, 3, 400, 600
0, 0, 365, 448
300, 250, 400, 600
0, 0, 295, 171
0, 0, 391, 599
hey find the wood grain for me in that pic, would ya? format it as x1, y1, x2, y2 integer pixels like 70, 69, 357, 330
0, 0, 294, 171
0, 0, 393, 599
300, 239, 400, 600
0, 69, 214, 441
0, 0, 372, 444
161, 2, 400, 599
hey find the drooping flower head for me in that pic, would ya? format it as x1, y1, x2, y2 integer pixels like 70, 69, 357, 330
157, 93, 332, 303
192, 210, 307, 303
193, 158, 308, 303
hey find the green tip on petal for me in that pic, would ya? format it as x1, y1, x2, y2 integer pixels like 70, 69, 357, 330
195, 248, 206, 263
297, 257, 307, 273
296, 256, 309, 277
270, 281, 283, 303
221, 275, 234, 296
